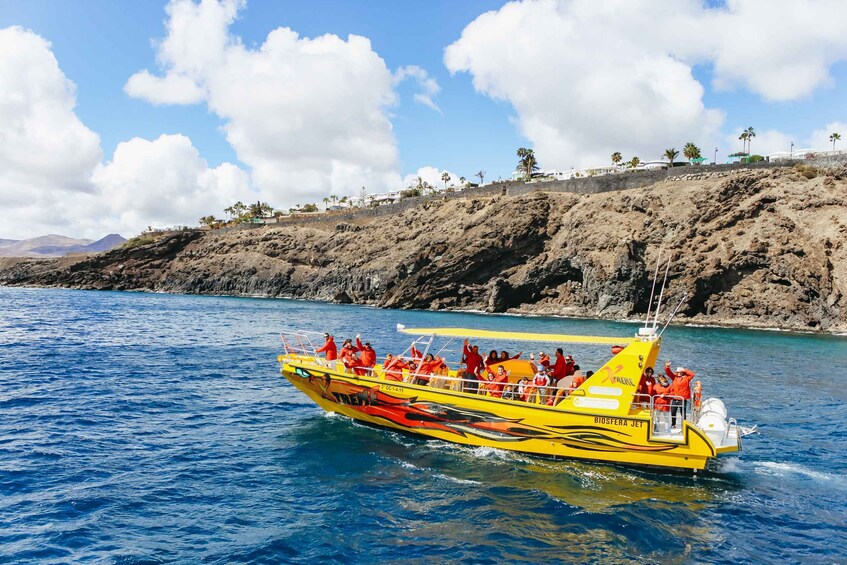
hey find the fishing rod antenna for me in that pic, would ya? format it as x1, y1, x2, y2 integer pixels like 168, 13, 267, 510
644, 247, 663, 329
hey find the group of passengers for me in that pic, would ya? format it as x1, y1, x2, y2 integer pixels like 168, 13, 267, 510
636, 362, 695, 433
315, 333, 695, 419
316, 333, 591, 403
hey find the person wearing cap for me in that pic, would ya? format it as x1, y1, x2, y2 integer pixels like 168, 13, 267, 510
665, 361, 695, 429
355, 336, 377, 375
652, 373, 673, 433
315, 333, 338, 365
528, 365, 550, 404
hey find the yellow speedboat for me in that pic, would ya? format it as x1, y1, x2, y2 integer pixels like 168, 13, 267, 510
277, 326, 744, 472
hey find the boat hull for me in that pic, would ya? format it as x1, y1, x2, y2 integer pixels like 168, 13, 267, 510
281, 360, 725, 471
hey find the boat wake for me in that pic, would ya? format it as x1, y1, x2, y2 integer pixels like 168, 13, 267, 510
753, 461, 846, 485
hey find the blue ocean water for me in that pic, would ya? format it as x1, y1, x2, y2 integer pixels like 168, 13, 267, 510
0, 287, 845, 564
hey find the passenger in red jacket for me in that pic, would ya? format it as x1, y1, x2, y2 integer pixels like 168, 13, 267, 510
339, 338, 361, 373
652, 374, 672, 433
462, 339, 484, 393
549, 349, 566, 383
315, 333, 337, 363
563, 354, 576, 377
636, 367, 657, 406
355, 337, 377, 375
382, 354, 407, 382
484, 365, 510, 398
665, 361, 695, 429
414, 354, 444, 385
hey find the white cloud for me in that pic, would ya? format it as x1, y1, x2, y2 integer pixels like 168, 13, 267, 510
724, 127, 792, 157
0, 27, 102, 202
808, 121, 847, 152
395, 65, 442, 112
444, 0, 724, 169
91, 134, 250, 233
687, 0, 847, 101
0, 25, 251, 239
444, 0, 847, 169
402, 166, 458, 189
124, 69, 206, 105
125, 0, 426, 205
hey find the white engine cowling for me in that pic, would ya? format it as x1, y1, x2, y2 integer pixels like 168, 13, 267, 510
700, 397, 727, 420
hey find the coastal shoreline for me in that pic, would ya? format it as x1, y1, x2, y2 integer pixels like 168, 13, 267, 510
4, 282, 844, 337
1, 166, 845, 336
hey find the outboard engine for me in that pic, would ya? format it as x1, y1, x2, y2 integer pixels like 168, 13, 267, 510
697, 397, 730, 445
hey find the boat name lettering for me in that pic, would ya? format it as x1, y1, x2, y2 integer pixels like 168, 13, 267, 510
612, 376, 636, 387
595, 416, 644, 428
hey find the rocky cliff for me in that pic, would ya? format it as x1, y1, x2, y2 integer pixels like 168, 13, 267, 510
2, 166, 846, 332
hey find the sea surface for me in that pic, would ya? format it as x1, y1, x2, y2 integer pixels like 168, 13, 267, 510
0, 287, 845, 564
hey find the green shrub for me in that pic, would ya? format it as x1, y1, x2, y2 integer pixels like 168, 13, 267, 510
122, 235, 156, 249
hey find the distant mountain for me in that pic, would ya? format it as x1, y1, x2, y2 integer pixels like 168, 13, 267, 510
0, 234, 126, 257
0, 239, 20, 248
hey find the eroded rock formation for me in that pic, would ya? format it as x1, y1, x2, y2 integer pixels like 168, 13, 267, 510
2, 167, 845, 332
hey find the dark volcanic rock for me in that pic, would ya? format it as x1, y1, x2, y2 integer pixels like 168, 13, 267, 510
2, 168, 846, 333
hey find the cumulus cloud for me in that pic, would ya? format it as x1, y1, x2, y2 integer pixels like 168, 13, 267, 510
808, 121, 847, 151
395, 65, 442, 112
0, 27, 102, 202
125, 0, 423, 204
0, 25, 251, 239
124, 69, 206, 105
686, 0, 847, 101
444, 0, 724, 169
402, 166, 458, 190
445, 0, 847, 168
724, 127, 792, 157
91, 134, 250, 232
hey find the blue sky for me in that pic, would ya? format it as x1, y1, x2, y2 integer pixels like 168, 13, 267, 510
1, 0, 846, 238
1, 0, 525, 180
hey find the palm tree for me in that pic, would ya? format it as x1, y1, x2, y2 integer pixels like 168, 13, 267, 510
516, 147, 539, 179
441, 172, 451, 191
476, 170, 486, 185
663, 148, 679, 168
738, 131, 749, 154
628, 156, 641, 169
744, 126, 756, 154
683, 142, 701, 163
611, 152, 622, 167
322, 197, 330, 211
459, 176, 466, 187
232, 201, 247, 221
830, 132, 841, 151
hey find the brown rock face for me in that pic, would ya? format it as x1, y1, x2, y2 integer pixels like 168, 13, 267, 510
1, 167, 845, 332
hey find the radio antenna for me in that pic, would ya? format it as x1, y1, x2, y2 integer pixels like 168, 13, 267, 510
659, 293, 688, 337
644, 247, 663, 328
652, 256, 672, 328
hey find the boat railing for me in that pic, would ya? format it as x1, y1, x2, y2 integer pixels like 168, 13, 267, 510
347, 366, 581, 404
647, 394, 694, 433
279, 328, 324, 361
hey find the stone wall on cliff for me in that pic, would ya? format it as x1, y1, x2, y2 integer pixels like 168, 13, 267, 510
1, 166, 845, 332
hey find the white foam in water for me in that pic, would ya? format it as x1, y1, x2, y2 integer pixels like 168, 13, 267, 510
754, 461, 844, 484
433, 473, 480, 485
